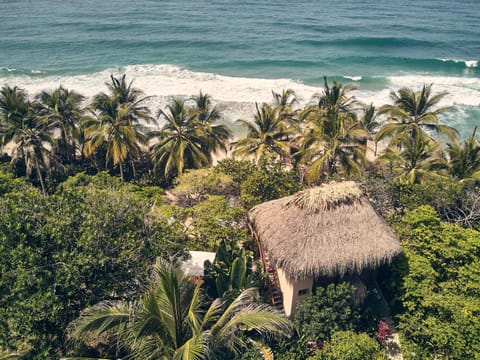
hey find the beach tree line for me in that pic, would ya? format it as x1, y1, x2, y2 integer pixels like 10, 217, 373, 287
1, 75, 479, 194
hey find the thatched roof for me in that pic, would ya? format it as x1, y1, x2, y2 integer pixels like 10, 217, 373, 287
249, 181, 401, 279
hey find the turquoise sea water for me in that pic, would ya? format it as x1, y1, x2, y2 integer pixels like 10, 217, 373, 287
1, 0, 479, 136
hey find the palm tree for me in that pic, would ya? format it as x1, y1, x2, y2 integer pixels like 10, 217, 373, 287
293, 78, 366, 183
151, 98, 210, 180
379, 133, 444, 184
99, 74, 153, 125
68, 260, 291, 360
359, 103, 381, 155
231, 103, 292, 163
35, 86, 85, 163
83, 97, 147, 182
376, 84, 457, 145
444, 127, 480, 181
0, 85, 29, 151
0, 86, 54, 194
295, 113, 367, 183
191, 91, 232, 160
272, 88, 298, 110
272, 88, 298, 124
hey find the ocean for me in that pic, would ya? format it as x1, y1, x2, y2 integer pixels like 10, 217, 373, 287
1, 0, 479, 137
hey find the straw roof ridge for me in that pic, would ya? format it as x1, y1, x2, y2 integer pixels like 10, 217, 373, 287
286, 181, 364, 213
250, 181, 401, 279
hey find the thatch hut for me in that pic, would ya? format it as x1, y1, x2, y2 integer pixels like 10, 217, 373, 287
249, 181, 401, 317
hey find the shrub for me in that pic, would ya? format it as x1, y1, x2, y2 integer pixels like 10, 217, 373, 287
172, 168, 235, 206
294, 283, 362, 342
309, 331, 385, 360
388, 206, 480, 359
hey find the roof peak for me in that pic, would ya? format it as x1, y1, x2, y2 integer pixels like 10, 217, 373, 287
287, 181, 364, 213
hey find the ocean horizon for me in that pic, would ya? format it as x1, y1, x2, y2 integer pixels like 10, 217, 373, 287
1, 0, 479, 137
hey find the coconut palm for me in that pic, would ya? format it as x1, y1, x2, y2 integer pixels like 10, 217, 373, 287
376, 84, 457, 146
151, 98, 210, 180
317, 76, 357, 116
293, 78, 366, 183
272, 88, 298, 110
0, 85, 29, 151
231, 103, 292, 163
271, 89, 301, 144
83, 97, 147, 182
272, 88, 298, 124
68, 260, 291, 360
35, 86, 85, 163
359, 103, 381, 154
444, 127, 480, 181
295, 112, 367, 183
379, 133, 444, 184
191, 91, 232, 159
0, 85, 54, 194
98, 74, 153, 125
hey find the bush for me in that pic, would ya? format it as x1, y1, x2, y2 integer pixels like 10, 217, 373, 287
215, 158, 257, 186
0, 172, 185, 358
294, 283, 362, 343
240, 160, 301, 208
388, 206, 480, 359
215, 158, 301, 209
189, 195, 248, 251
172, 168, 235, 206
309, 331, 385, 360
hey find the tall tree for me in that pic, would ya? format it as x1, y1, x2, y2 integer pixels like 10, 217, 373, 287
294, 78, 366, 183
359, 103, 381, 155
379, 133, 444, 184
444, 127, 480, 181
98, 74, 153, 125
272, 88, 298, 126
0, 85, 30, 151
83, 75, 152, 181
83, 97, 147, 182
35, 86, 85, 163
0, 85, 53, 194
191, 91, 232, 161
231, 103, 292, 163
68, 260, 291, 359
376, 84, 457, 145
150, 98, 211, 180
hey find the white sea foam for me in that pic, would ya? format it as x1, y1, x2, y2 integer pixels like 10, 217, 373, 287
440, 58, 478, 68
343, 75, 362, 81
465, 60, 478, 68
1, 64, 479, 126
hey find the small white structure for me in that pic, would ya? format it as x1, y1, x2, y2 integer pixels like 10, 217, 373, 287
181, 251, 216, 277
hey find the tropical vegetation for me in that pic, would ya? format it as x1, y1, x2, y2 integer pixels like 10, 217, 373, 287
68, 260, 291, 360
1, 75, 479, 359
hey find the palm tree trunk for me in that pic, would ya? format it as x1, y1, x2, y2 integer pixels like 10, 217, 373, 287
131, 160, 136, 179
119, 161, 124, 182
34, 156, 46, 196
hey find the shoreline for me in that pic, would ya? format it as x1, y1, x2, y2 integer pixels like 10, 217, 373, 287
1, 65, 479, 139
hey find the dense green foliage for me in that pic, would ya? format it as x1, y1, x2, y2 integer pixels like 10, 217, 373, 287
240, 162, 300, 208
171, 168, 235, 205
188, 195, 248, 251
203, 240, 260, 299
0, 172, 184, 358
68, 260, 291, 359
294, 283, 363, 342
309, 331, 385, 360
387, 206, 480, 359
1, 77, 480, 358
